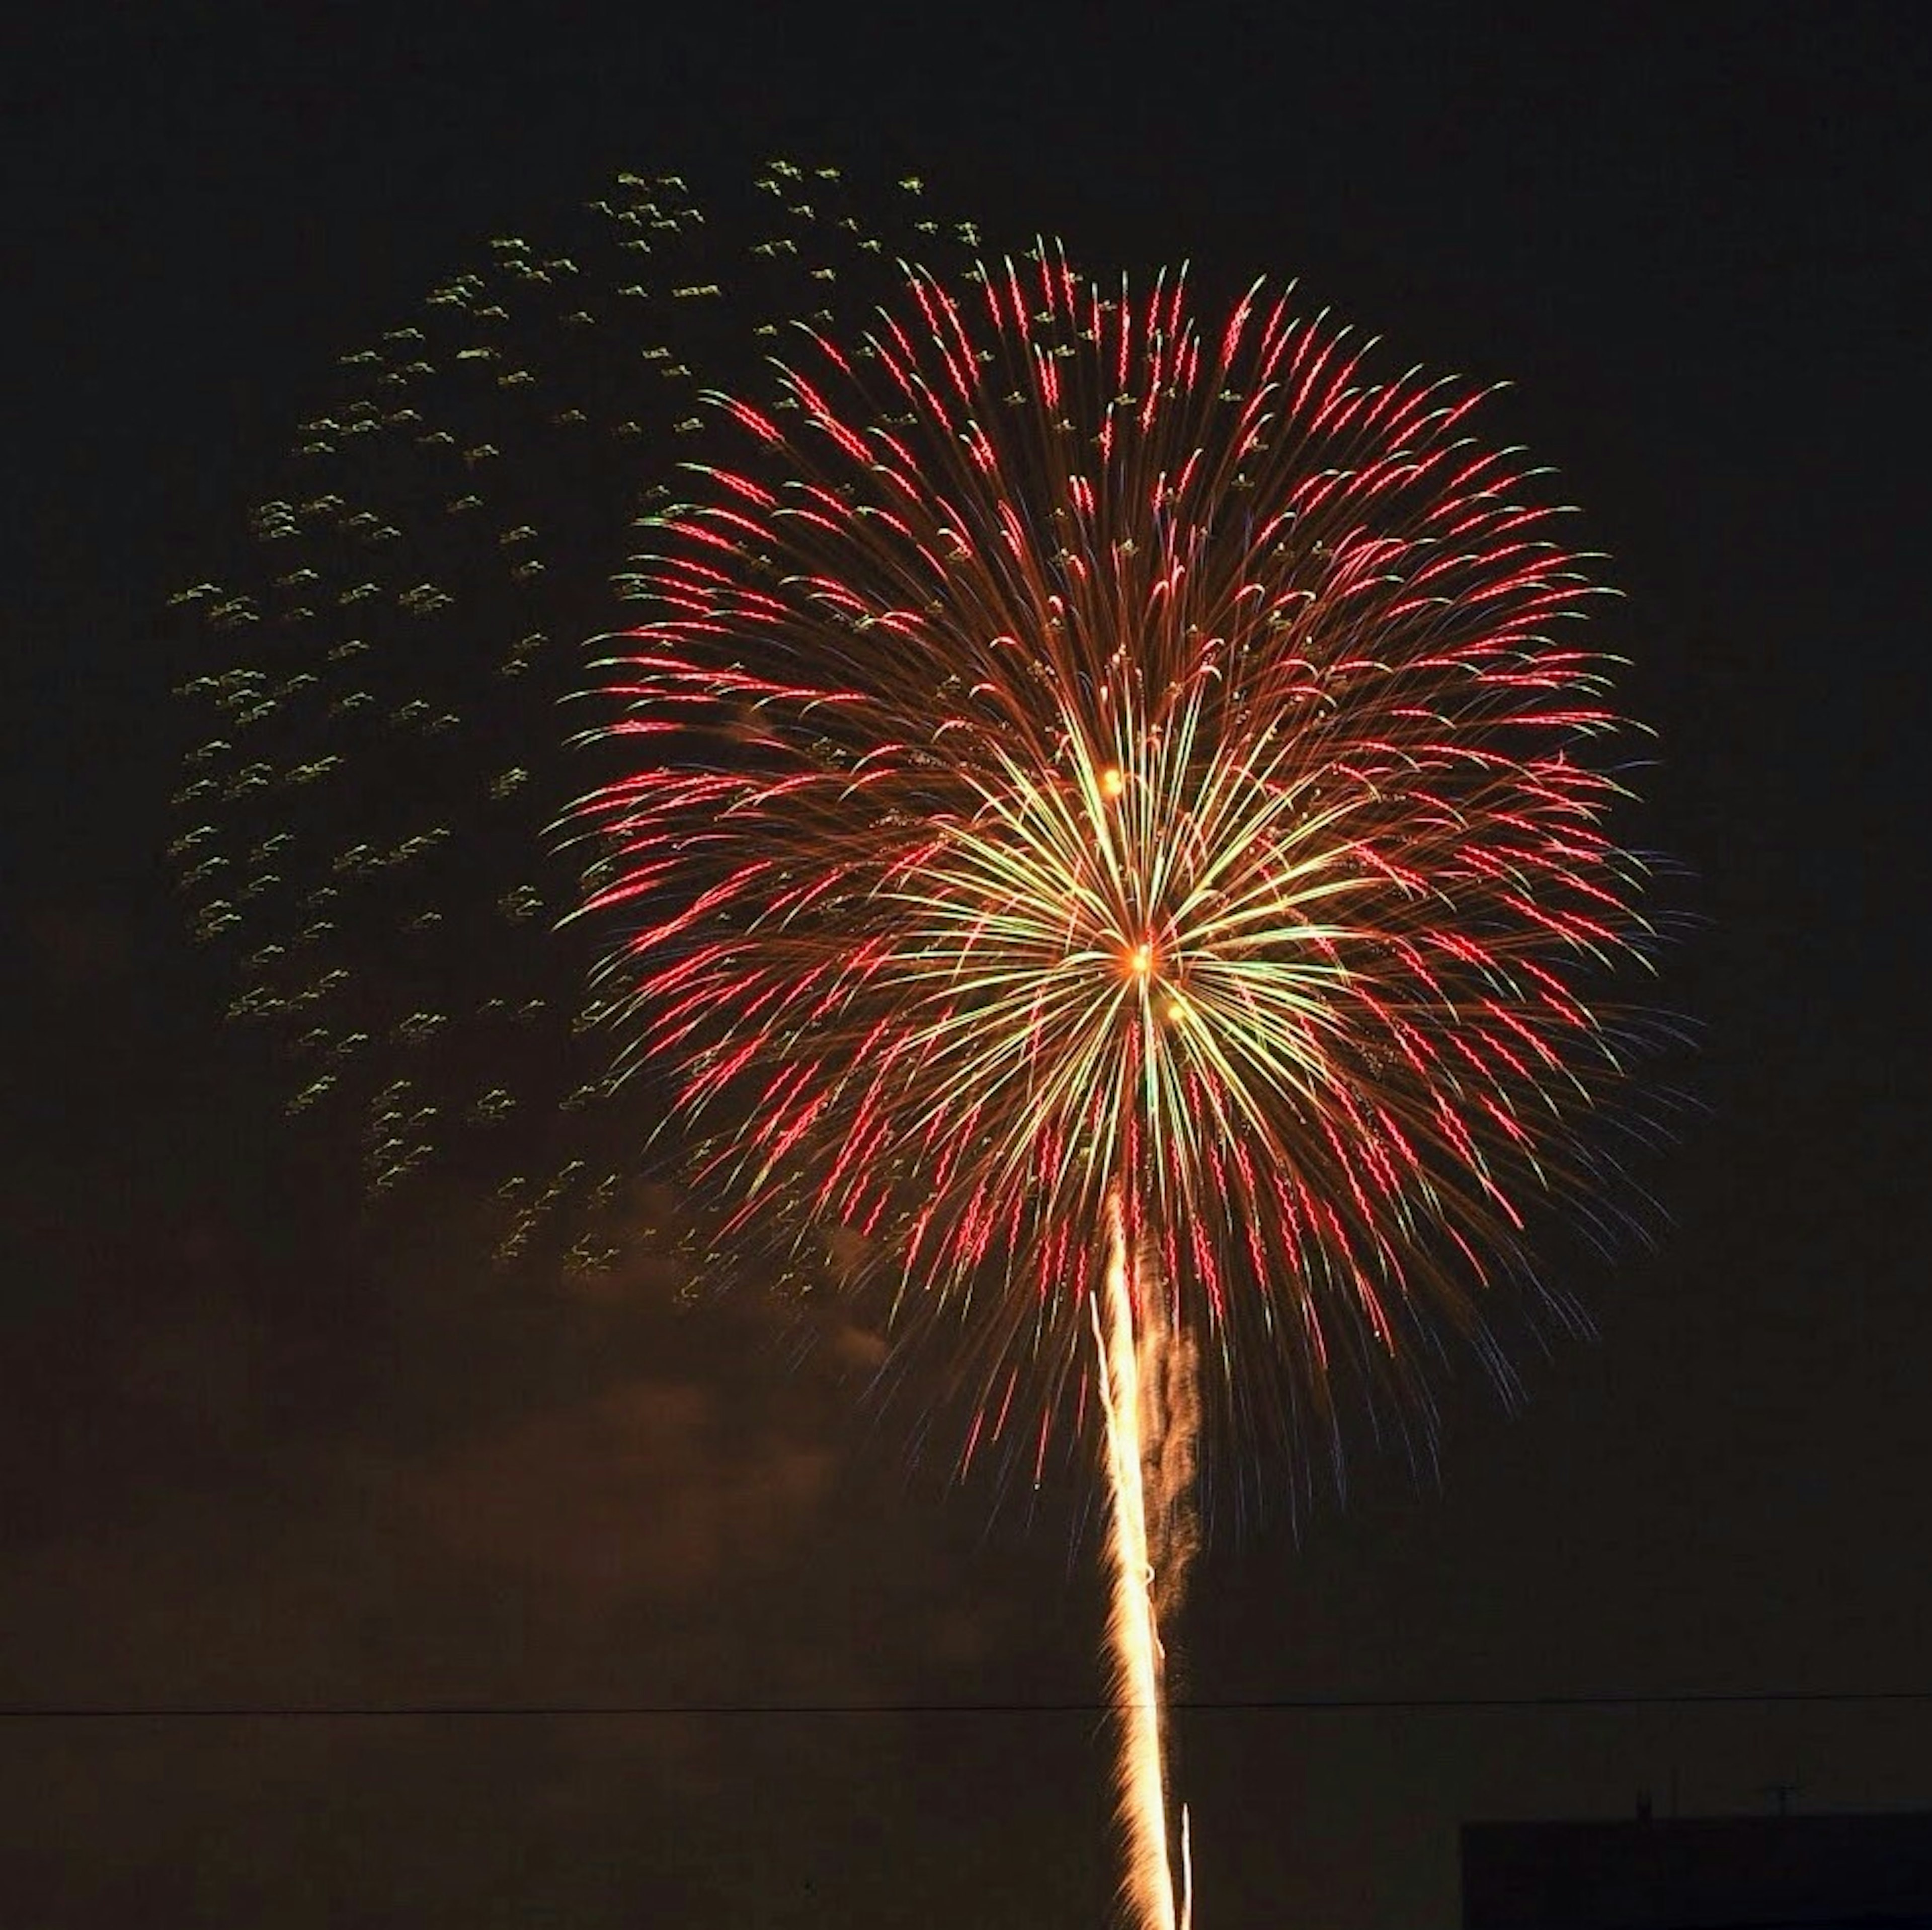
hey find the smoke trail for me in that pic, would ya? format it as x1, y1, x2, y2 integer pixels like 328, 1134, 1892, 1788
1093, 1187, 1199, 1930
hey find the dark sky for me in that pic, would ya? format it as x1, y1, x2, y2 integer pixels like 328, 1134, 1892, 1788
6, 5, 1930, 1925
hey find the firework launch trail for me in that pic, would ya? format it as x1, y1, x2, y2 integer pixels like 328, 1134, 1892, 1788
1094, 1187, 1196, 1930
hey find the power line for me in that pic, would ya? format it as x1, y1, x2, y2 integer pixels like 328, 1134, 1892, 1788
4, 1690, 1930, 1720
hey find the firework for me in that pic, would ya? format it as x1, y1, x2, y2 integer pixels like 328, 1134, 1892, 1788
577, 248, 1653, 1470
168, 165, 984, 1272
1094, 1194, 1194, 1929
576, 246, 1657, 1922
173, 171, 1661, 1926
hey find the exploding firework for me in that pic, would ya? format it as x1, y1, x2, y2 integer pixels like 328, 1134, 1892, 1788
574, 246, 1660, 1922
576, 249, 1656, 1473
173, 170, 1663, 1929
169, 165, 983, 1275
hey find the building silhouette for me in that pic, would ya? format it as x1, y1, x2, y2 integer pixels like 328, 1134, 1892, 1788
1462, 1810, 1932, 1929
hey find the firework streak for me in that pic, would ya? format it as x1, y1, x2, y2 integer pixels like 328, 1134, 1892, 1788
578, 247, 1655, 1920
1094, 1189, 1195, 1929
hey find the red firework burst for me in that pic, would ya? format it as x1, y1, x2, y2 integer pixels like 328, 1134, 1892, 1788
574, 247, 1658, 1482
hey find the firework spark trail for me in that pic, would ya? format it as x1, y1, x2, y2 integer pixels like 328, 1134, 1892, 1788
1094, 1187, 1196, 1930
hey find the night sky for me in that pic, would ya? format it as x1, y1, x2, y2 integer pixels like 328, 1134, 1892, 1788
6, 6, 1929, 1926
